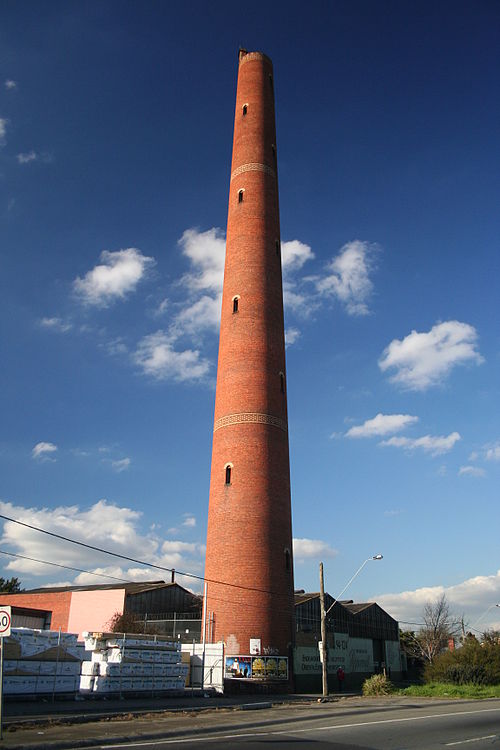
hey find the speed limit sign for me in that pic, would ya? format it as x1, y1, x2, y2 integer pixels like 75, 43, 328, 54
0, 607, 11, 637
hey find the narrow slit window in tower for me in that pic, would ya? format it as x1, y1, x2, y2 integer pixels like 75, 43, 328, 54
225, 465, 232, 485
232, 296, 239, 313
242, 104, 248, 116
271, 144, 276, 162
238, 189, 244, 203
280, 372, 285, 394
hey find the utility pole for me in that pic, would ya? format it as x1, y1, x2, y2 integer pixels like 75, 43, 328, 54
319, 562, 328, 697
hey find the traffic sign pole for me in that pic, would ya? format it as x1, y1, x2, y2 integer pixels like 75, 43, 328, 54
0, 605, 12, 740
0, 634, 4, 740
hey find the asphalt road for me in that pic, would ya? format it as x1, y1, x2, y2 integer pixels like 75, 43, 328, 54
98, 700, 500, 750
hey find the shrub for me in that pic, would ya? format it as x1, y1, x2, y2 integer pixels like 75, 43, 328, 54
425, 639, 500, 686
362, 673, 394, 696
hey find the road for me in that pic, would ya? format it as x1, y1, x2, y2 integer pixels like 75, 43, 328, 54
99, 699, 500, 750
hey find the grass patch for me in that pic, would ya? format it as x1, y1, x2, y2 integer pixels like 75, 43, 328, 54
399, 682, 500, 699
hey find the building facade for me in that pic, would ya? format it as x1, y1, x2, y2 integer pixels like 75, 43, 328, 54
204, 50, 295, 660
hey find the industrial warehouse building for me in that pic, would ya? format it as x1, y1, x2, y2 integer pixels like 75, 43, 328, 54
294, 591, 402, 691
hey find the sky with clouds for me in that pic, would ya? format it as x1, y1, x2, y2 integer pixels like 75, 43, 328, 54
1, 0, 499, 633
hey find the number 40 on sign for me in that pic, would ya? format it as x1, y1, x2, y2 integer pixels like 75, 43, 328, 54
0, 607, 11, 638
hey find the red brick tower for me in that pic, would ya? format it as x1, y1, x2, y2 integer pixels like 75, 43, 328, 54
204, 50, 295, 662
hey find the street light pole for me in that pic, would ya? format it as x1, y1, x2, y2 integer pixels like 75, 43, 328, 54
319, 555, 383, 697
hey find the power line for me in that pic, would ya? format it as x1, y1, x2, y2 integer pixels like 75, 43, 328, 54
0, 513, 290, 599
0, 549, 130, 583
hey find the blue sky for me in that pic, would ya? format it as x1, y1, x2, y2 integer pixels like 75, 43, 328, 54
1, 0, 499, 633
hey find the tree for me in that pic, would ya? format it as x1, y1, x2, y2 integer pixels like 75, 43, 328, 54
106, 611, 143, 634
0, 577, 22, 593
401, 595, 459, 665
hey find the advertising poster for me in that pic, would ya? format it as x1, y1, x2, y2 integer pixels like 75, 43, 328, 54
225, 656, 288, 680
225, 656, 252, 678
277, 657, 288, 680
251, 656, 288, 679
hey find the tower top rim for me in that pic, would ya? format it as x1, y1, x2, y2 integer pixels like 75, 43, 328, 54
238, 49, 273, 68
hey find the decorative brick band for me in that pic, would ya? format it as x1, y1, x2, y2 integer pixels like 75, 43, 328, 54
231, 163, 276, 181
214, 412, 288, 433
239, 52, 272, 67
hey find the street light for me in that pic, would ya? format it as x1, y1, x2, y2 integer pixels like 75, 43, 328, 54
470, 603, 500, 632
319, 555, 383, 697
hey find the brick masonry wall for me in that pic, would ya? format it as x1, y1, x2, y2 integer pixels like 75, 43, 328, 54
0, 591, 72, 631
204, 51, 295, 657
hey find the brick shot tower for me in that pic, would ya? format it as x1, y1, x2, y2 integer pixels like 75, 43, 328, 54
204, 50, 295, 664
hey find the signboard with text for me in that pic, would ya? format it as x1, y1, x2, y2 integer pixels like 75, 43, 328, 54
0, 607, 11, 638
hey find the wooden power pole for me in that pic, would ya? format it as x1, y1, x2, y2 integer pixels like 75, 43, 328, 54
319, 562, 328, 697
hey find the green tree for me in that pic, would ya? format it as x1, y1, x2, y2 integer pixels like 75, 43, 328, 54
0, 577, 22, 593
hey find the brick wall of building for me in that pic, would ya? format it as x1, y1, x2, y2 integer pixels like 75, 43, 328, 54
0, 591, 72, 631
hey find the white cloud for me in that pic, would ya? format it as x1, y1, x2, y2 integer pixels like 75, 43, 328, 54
282, 282, 313, 315
38, 317, 72, 333
110, 457, 131, 473
346, 413, 419, 439
377, 570, 500, 630
379, 320, 484, 391
74, 248, 155, 307
134, 330, 211, 382
170, 294, 222, 339
485, 442, 500, 462
316, 240, 377, 316
182, 515, 196, 528
0, 118, 7, 145
106, 337, 128, 356
293, 538, 338, 562
281, 240, 314, 274
458, 465, 486, 478
380, 432, 461, 456
5, 80, 17, 90
0, 498, 205, 591
17, 151, 37, 164
285, 327, 301, 347
179, 228, 225, 294
155, 298, 169, 316
32, 442, 58, 461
